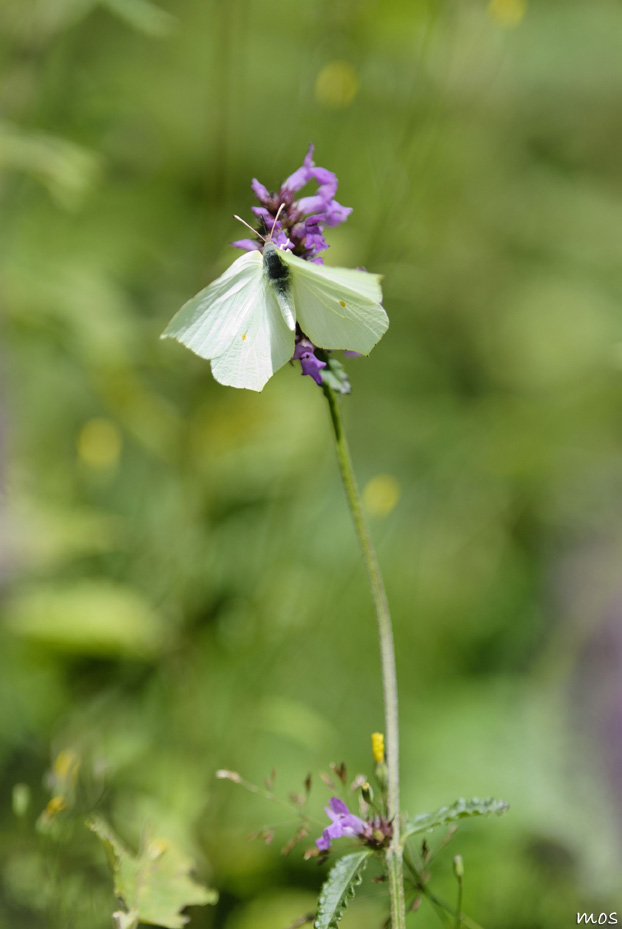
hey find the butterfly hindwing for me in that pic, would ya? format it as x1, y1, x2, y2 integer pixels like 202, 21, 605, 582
210, 273, 295, 390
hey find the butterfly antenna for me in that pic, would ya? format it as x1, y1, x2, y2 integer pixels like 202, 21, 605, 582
233, 214, 266, 242
269, 202, 286, 240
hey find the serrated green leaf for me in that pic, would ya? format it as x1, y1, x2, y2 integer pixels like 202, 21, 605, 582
113, 910, 139, 929
314, 850, 371, 929
88, 815, 217, 929
402, 797, 509, 843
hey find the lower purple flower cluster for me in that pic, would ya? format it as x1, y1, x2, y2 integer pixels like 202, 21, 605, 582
293, 338, 327, 387
316, 797, 393, 852
233, 145, 352, 387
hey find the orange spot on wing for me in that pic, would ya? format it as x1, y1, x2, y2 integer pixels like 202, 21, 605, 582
242, 333, 247, 341
339, 300, 346, 307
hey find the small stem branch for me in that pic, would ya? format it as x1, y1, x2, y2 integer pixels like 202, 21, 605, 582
323, 384, 405, 929
455, 873, 463, 929
403, 847, 484, 929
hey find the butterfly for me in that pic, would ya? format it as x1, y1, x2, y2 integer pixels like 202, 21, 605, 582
161, 221, 388, 392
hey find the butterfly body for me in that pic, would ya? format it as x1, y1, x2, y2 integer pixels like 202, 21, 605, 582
262, 241, 296, 330
162, 242, 388, 391
263, 241, 290, 289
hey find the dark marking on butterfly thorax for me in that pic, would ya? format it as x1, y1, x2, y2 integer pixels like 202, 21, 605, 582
263, 243, 290, 295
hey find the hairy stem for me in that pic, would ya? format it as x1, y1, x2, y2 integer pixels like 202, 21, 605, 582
323, 384, 406, 929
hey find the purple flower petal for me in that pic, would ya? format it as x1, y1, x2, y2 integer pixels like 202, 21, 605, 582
315, 797, 367, 850
293, 339, 327, 384
323, 200, 352, 226
296, 194, 329, 216
281, 167, 311, 195
271, 229, 294, 250
293, 217, 329, 256
281, 143, 317, 195
231, 238, 262, 251
251, 178, 272, 203
327, 797, 349, 817
251, 205, 273, 224
310, 166, 338, 197
303, 143, 315, 168
325, 821, 347, 840
300, 352, 326, 385
346, 813, 366, 833
305, 238, 329, 256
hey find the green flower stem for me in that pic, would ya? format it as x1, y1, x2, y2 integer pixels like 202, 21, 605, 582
323, 384, 406, 929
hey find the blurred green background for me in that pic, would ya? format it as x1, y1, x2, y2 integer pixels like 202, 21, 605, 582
2, 0, 622, 926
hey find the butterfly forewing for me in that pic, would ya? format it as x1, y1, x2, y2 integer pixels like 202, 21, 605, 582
162, 251, 265, 361
282, 251, 388, 354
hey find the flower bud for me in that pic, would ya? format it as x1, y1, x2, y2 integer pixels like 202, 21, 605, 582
371, 732, 385, 764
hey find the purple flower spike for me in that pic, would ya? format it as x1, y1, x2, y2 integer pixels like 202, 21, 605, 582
235, 144, 352, 264
293, 339, 327, 386
316, 797, 366, 851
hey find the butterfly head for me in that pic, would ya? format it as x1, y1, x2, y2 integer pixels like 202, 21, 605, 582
233, 201, 289, 254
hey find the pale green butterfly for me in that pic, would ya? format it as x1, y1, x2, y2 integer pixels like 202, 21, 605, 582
161, 215, 388, 392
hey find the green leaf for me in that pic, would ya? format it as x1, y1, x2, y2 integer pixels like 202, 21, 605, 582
321, 356, 351, 395
0, 120, 100, 209
87, 815, 217, 929
113, 911, 140, 929
314, 850, 372, 929
402, 797, 509, 843
4, 581, 166, 659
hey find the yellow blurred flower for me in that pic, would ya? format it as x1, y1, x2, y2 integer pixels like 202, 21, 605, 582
77, 417, 122, 469
488, 0, 527, 27
315, 60, 359, 109
53, 748, 80, 786
363, 474, 401, 518
45, 795, 68, 816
